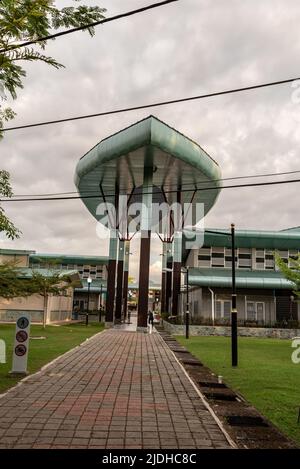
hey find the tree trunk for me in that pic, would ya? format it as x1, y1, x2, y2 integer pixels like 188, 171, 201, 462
43, 294, 48, 329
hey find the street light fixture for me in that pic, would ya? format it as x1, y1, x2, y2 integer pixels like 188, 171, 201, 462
86, 276, 92, 326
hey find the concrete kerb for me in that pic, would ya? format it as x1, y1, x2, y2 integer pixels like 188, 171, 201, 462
156, 332, 237, 449
0, 328, 107, 401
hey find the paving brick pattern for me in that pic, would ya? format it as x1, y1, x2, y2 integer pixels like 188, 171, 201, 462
0, 330, 231, 449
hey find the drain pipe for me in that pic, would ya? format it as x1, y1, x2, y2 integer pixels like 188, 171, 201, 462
208, 288, 215, 326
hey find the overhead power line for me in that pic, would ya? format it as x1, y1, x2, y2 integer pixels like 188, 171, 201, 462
0, 0, 179, 53
9, 169, 300, 198
1, 177, 300, 203
2, 76, 299, 133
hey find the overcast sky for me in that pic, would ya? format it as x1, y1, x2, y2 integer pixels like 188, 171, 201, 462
1, 0, 300, 282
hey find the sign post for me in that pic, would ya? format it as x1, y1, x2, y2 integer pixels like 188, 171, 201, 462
0, 339, 6, 364
11, 314, 31, 375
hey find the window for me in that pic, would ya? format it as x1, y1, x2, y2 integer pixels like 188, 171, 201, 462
198, 255, 211, 261
246, 302, 256, 321
257, 302, 264, 322
211, 247, 224, 267
246, 302, 265, 322
215, 300, 231, 319
265, 258, 274, 269
278, 250, 288, 258
198, 247, 211, 267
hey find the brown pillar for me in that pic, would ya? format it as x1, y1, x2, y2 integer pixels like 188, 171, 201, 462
172, 232, 182, 316
161, 242, 167, 313
137, 235, 151, 328
105, 230, 118, 325
137, 147, 153, 330
115, 240, 124, 323
122, 240, 130, 321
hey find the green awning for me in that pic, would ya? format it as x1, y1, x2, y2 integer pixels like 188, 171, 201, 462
188, 268, 294, 289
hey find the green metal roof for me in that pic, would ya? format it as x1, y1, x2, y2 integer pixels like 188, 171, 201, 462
189, 268, 293, 289
203, 228, 300, 249
0, 248, 35, 255
16, 268, 82, 287
74, 116, 222, 223
280, 226, 300, 233
182, 228, 300, 253
30, 253, 108, 266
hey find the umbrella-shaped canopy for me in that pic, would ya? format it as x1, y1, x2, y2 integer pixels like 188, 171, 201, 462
74, 115, 222, 227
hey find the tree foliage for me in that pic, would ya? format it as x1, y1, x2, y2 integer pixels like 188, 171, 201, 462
0, 1, 106, 239
29, 267, 77, 298
0, 260, 29, 298
0, 169, 21, 239
275, 253, 300, 298
0, 0, 106, 135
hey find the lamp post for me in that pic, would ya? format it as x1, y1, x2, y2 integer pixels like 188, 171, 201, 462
185, 266, 190, 339
86, 276, 92, 326
99, 283, 103, 323
231, 223, 237, 367
203, 224, 237, 366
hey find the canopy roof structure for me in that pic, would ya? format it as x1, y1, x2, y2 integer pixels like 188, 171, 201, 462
74, 116, 223, 328
188, 268, 293, 290
74, 115, 222, 223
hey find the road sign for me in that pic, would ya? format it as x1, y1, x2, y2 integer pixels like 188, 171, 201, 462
16, 330, 28, 343
0, 339, 5, 364
17, 317, 29, 330
11, 314, 30, 375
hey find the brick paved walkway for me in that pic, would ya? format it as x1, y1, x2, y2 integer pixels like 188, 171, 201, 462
0, 330, 232, 449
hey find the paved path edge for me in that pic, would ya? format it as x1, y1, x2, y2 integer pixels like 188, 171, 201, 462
156, 332, 237, 449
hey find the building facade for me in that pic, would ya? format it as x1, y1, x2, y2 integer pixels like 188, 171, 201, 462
29, 253, 108, 313
0, 249, 81, 323
181, 227, 300, 325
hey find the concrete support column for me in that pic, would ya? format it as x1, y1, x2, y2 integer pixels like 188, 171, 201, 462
105, 229, 118, 327
137, 147, 153, 330
122, 240, 130, 321
160, 242, 167, 314
115, 239, 125, 323
166, 242, 173, 314
172, 231, 182, 316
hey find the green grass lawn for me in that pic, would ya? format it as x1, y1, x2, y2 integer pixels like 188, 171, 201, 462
177, 335, 300, 445
0, 322, 104, 394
